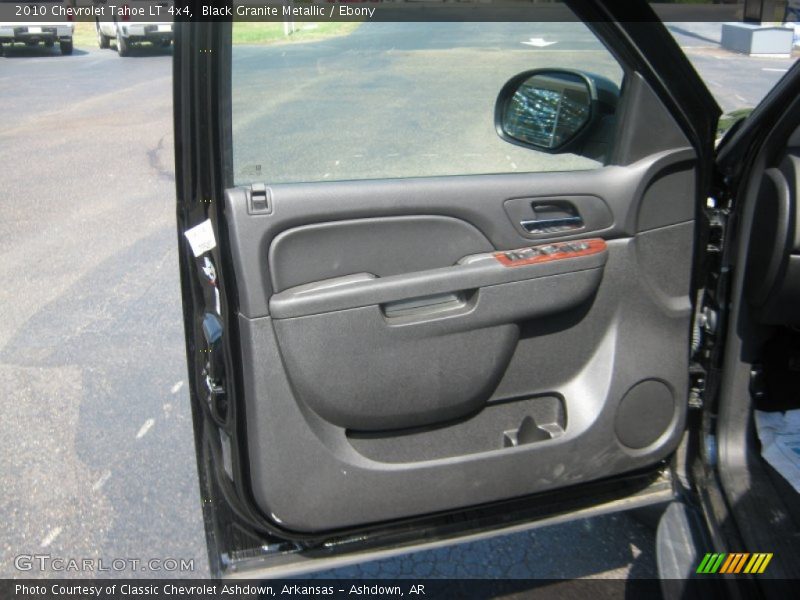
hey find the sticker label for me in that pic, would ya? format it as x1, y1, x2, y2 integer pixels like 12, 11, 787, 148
184, 219, 217, 257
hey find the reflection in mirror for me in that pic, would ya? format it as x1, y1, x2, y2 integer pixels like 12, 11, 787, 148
502, 72, 591, 150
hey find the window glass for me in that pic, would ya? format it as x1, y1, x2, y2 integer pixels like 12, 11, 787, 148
663, 21, 799, 116
231, 21, 624, 184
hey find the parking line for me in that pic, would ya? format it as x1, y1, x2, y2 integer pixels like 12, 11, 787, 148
40, 527, 63, 548
92, 471, 112, 492
135, 418, 155, 439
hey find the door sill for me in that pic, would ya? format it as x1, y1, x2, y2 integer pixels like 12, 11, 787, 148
223, 468, 675, 579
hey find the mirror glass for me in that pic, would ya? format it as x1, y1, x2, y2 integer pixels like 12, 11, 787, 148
502, 72, 591, 149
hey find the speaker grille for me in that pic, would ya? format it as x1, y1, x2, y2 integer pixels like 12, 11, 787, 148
615, 380, 675, 449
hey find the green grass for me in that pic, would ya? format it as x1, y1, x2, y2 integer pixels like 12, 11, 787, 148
717, 108, 754, 139
232, 22, 361, 45
72, 22, 97, 49
70, 21, 359, 51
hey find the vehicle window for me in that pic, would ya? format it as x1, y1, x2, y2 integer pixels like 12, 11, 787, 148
664, 20, 799, 116
230, 21, 624, 185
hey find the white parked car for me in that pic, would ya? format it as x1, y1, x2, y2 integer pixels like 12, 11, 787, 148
95, 1, 173, 56
0, 21, 74, 55
0, 0, 75, 55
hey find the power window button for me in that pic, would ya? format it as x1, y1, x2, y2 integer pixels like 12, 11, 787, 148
248, 183, 272, 214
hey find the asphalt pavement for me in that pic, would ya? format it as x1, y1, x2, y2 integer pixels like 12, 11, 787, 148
230, 21, 623, 184
0, 42, 207, 579
0, 22, 796, 581
230, 21, 796, 185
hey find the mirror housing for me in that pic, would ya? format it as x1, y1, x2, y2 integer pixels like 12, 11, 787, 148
495, 69, 619, 154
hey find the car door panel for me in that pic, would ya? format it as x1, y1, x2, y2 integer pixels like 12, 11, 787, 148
268, 216, 495, 293
239, 242, 688, 532
172, 2, 729, 571
268, 241, 607, 319
223, 143, 696, 532
226, 147, 696, 318
272, 265, 605, 432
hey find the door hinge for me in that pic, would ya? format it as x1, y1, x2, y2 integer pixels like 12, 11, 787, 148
203, 369, 227, 425
202, 313, 228, 424
248, 182, 272, 214
689, 362, 707, 409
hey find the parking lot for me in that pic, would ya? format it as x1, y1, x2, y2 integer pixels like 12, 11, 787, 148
0, 22, 797, 580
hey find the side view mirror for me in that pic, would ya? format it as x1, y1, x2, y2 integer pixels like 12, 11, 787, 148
495, 69, 619, 153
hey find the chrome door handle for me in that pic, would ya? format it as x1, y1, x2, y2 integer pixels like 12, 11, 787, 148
520, 215, 584, 234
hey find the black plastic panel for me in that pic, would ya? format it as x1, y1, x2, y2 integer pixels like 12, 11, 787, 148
747, 154, 800, 324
